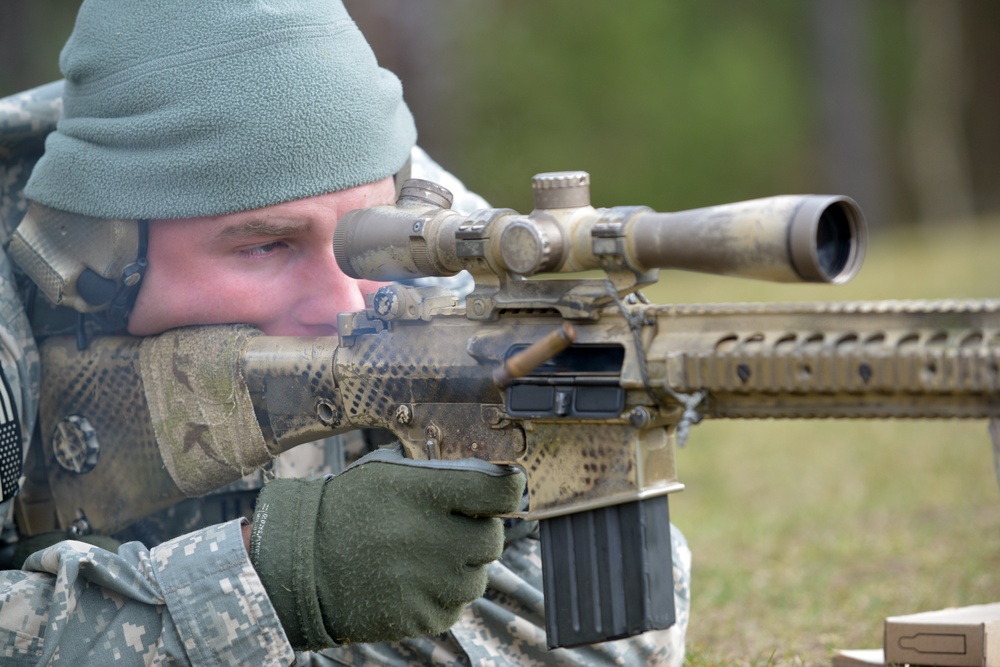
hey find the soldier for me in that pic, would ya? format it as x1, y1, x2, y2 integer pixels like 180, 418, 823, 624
0, 0, 689, 665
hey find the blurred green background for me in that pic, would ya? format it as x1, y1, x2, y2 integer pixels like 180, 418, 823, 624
2, 0, 999, 230
3, 2, 999, 664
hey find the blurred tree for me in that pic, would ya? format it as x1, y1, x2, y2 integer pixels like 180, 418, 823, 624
963, 0, 1000, 216
811, 0, 889, 229
346, 0, 467, 168
0, 0, 80, 95
902, 0, 975, 226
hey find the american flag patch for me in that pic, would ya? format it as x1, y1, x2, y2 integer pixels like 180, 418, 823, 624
0, 367, 21, 502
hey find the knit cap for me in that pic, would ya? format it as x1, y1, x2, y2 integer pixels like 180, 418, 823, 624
24, 0, 416, 219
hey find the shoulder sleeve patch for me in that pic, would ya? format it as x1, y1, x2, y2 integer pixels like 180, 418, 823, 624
0, 366, 22, 502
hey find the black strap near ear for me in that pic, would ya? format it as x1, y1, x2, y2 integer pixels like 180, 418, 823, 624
75, 219, 149, 349
106, 218, 149, 326
77, 270, 118, 307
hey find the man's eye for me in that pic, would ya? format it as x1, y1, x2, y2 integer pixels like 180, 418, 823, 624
242, 241, 285, 257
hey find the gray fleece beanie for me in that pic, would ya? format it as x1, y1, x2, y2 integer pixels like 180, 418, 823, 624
24, 0, 416, 220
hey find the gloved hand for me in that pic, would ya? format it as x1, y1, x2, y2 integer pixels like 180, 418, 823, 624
249, 445, 526, 649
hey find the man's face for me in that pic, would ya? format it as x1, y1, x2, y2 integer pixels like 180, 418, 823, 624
127, 177, 395, 337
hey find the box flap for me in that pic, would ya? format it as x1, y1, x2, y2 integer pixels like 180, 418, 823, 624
887, 603, 1000, 626
832, 649, 886, 667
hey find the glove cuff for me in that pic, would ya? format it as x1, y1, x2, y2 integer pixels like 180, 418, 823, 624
250, 478, 334, 650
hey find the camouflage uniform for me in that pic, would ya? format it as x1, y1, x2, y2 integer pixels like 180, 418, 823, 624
0, 83, 690, 666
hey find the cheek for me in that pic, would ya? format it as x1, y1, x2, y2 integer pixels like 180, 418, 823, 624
129, 260, 274, 334
194, 273, 292, 325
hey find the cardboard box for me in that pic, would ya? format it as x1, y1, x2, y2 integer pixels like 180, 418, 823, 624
832, 648, 886, 667
885, 603, 1000, 667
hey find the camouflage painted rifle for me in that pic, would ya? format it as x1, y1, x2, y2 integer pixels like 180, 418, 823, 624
27, 173, 1000, 649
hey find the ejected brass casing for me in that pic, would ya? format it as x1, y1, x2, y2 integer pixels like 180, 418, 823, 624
493, 322, 577, 388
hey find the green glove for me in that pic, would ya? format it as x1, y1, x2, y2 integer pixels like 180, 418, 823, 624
249, 445, 526, 649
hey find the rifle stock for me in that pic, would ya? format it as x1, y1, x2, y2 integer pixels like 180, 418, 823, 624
28, 172, 1000, 649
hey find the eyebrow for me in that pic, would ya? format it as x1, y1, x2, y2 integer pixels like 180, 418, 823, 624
215, 218, 310, 240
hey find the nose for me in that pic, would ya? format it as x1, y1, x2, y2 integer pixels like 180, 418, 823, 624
293, 253, 370, 333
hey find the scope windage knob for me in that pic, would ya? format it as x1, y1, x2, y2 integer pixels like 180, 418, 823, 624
532, 171, 591, 209
501, 220, 556, 275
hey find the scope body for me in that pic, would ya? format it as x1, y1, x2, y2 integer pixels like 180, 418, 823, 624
334, 172, 867, 291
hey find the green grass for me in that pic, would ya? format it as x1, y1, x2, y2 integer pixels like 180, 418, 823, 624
640, 220, 1000, 666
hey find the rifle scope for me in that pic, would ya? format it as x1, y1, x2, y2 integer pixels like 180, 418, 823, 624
334, 172, 866, 285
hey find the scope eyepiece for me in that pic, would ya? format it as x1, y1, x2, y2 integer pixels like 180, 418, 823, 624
788, 195, 866, 284
818, 205, 853, 279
